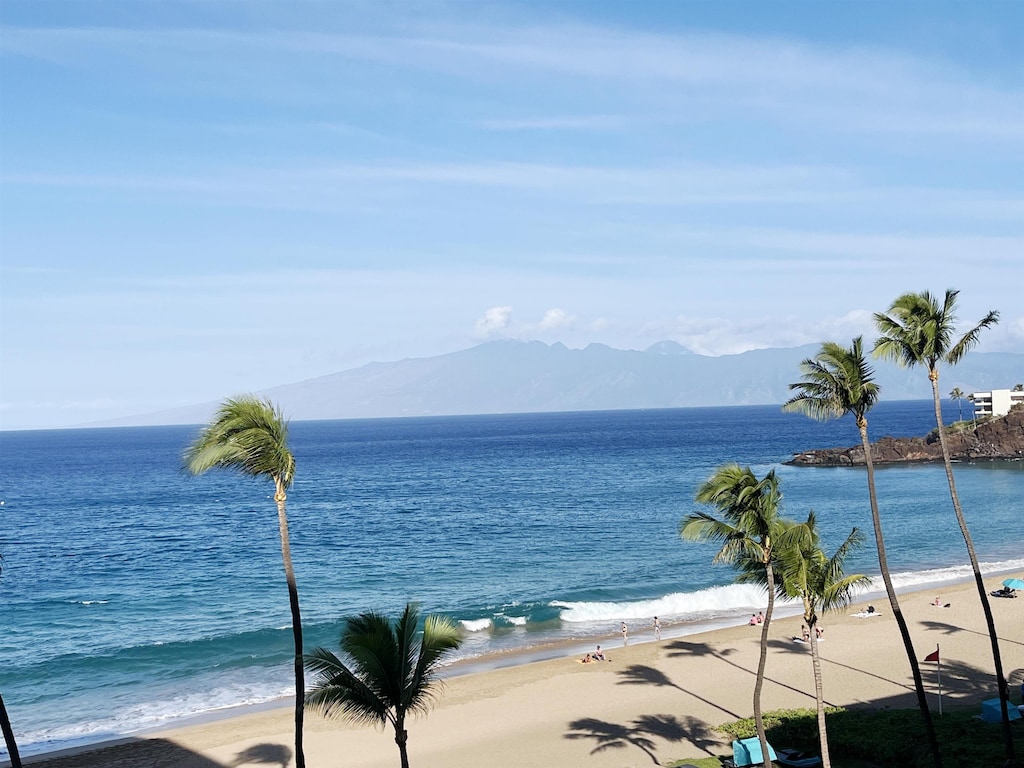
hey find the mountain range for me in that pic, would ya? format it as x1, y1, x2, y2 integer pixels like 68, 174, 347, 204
97, 340, 1024, 428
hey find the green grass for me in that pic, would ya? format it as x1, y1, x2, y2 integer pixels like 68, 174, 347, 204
667, 706, 1024, 768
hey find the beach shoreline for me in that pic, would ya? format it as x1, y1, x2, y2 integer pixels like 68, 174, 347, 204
14, 570, 1023, 768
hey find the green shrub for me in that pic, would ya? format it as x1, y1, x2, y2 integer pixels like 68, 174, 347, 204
715, 707, 1024, 767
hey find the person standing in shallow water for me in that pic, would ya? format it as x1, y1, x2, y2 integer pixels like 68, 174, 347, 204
621, 622, 628, 645
653, 616, 661, 640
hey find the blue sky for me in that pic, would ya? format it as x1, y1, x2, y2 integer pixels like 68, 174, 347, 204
2, 1, 1022, 429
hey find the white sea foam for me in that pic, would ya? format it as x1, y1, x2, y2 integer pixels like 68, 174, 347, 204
553, 583, 796, 624
459, 618, 492, 632
12, 676, 293, 758
883, 558, 1024, 592
505, 616, 528, 626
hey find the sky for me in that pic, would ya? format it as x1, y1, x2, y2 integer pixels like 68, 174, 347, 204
1, 1, 1022, 430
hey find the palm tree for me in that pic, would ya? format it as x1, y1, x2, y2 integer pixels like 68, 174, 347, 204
783, 337, 942, 767
874, 290, 1014, 762
1014, 384, 1023, 392
305, 603, 462, 768
949, 387, 965, 428
775, 515, 869, 768
681, 465, 787, 768
184, 396, 306, 768
0, 554, 22, 768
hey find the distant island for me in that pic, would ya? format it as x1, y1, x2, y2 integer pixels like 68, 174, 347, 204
787, 407, 1024, 466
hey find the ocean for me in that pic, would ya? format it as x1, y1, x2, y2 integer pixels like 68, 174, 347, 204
1, 402, 1022, 760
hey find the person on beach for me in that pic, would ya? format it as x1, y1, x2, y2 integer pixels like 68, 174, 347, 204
593, 645, 607, 661
749, 614, 758, 626
653, 616, 661, 640
815, 626, 824, 640
621, 622, 628, 645
933, 596, 942, 606
581, 653, 592, 663
756, 611, 764, 624
801, 624, 810, 642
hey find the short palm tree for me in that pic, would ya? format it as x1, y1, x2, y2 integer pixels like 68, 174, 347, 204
949, 387, 965, 427
775, 514, 869, 768
875, 290, 1014, 762
681, 465, 787, 768
184, 396, 306, 768
305, 603, 462, 768
0, 554, 22, 768
784, 337, 941, 767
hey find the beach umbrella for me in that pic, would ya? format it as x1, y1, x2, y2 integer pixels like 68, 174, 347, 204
1002, 578, 1024, 590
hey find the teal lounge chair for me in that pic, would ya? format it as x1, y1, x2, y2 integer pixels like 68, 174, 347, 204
730, 737, 778, 767
980, 698, 1022, 724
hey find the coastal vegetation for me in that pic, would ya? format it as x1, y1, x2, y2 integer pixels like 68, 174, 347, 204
783, 337, 942, 767
305, 603, 462, 768
706, 706, 1024, 768
771, 517, 869, 768
874, 289, 1014, 764
949, 387, 965, 426
681, 465, 788, 768
184, 396, 307, 768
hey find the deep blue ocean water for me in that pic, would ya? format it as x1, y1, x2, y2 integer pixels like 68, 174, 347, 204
1, 402, 1022, 759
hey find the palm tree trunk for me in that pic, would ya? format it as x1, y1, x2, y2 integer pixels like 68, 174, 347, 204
859, 421, 942, 768
395, 718, 410, 768
0, 693, 22, 768
275, 486, 306, 768
929, 375, 1014, 761
754, 561, 775, 768
808, 618, 831, 768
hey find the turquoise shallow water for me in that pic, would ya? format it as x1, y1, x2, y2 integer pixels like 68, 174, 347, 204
1, 402, 1022, 758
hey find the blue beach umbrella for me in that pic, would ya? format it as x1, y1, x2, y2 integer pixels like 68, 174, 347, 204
1002, 578, 1024, 590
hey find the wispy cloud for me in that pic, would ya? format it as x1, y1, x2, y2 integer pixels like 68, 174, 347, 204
4, 20, 1021, 141
476, 114, 630, 131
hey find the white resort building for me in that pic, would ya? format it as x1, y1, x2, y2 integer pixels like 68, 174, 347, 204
970, 388, 1024, 418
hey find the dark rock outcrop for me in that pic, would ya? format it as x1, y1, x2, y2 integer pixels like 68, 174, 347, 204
787, 407, 1024, 466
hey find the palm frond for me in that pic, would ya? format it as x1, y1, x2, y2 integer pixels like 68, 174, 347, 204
407, 614, 461, 717
874, 290, 997, 373
306, 604, 462, 736
786, 338, 878, 423
184, 395, 295, 487
946, 309, 1000, 366
304, 647, 390, 727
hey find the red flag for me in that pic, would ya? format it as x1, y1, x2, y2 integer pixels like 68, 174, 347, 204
924, 649, 939, 662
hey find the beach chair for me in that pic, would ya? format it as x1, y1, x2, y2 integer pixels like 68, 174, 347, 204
727, 737, 778, 767
776, 747, 823, 767
980, 698, 1023, 723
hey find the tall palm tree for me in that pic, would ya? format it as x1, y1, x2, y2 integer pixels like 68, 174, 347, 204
874, 290, 1014, 762
0, 554, 22, 768
775, 515, 869, 768
949, 387, 965, 427
305, 603, 462, 768
681, 465, 787, 768
184, 396, 306, 768
784, 337, 942, 767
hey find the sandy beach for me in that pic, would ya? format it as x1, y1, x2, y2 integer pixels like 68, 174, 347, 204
20, 573, 1024, 768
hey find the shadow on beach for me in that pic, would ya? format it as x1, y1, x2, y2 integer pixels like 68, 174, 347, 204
565, 713, 716, 764
18, 738, 292, 768
19, 737, 228, 768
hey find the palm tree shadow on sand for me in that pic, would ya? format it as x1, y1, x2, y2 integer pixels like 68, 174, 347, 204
230, 744, 292, 767
669, 639, 816, 707
616, 663, 742, 720
920, 619, 1024, 647
565, 714, 716, 764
